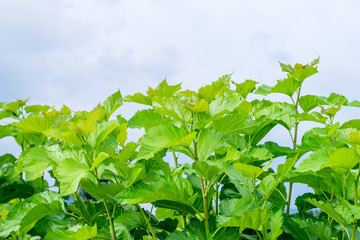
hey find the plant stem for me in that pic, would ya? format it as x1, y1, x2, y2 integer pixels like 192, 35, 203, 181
286, 86, 302, 214
103, 199, 116, 240
215, 182, 219, 215
172, 152, 178, 168
200, 177, 210, 236
182, 215, 186, 228
137, 204, 156, 240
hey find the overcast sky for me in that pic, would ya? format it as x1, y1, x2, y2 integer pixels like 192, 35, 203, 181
1, 0, 360, 210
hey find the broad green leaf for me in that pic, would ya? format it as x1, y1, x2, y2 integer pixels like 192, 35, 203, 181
147, 79, 182, 97
233, 162, 263, 179
23, 104, 49, 114
232, 79, 258, 99
196, 128, 223, 161
198, 74, 231, 102
0, 154, 17, 179
296, 149, 332, 172
17, 116, 53, 132
306, 198, 346, 226
0, 191, 64, 238
321, 147, 360, 171
346, 100, 360, 107
299, 95, 319, 112
103, 90, 123, 119
291, 66, 318, 82
45, 129, 84, 148
138, 122, 196, 160
89, 152, 109, 172
217, 209, 273, 231
152, 96, 192, 123
44, 225, 97, 240
128, 109, 163, 129
271, 77, 300, 97
291, 217, 332, 240
192, 161, 223, 181
268, 210, 283, 240
211, 112, 248, 135
297, 112, 327, 124
80, 179, 124, 201
113, 176, 198, 215
185, 99, 209, 113
124, 92, 152, 105
254, 84, 272, 96
219, 196, 256, 217
116, 122, 128, 146
208, 95, 242, 120
71, 108, 104, 138
340, 119, 360, 130
0, 125, 17, 139
18, 147, 51, 181
20, 201, 64, 234
282, 215, 318, 240
52, 151, 90, 196
277, 153, 299, 179
87, 120, 119, 148
279, 61, 295, 73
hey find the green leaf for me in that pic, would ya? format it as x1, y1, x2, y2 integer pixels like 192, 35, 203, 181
87, 120, 119, 148
0, 191, 64, 238
124, 92, 152, 105
19, 147, 51, 181
254, 84, 272, 96
80, 179, 124, 201
152, 96, 192, 123
321, 147, 360, 171
268, 210, 283, 240
0, 125, 17, 139
17, 116, 53, 133
299, 95, 319, 112
103, 90, 123, 119
232, 79, 258, 99
193, 161, 223, 181
208, 96, 243, 120
282, 215, 318, 240
52, 151, 90, 196
340, 119, 360, 130
217, 209, 273, 231
44, 225, 97, 240
233, 162, 264, 179
198, 74, 231, 103
113, 176, 198, 215
71, 108, 104, 138
296, 149, 332, 172
138, 122, 196, 160
271, 77, 300, 97
20, 201, 64, 234
291, 66, 318, 82
197, 128, 223, 161
211, 112, 248, 135
306, 198, 346, 226
185, 99, 209, 113
128, 109, 163, 129
148, 79, 182, 97
89, 152, 109, 172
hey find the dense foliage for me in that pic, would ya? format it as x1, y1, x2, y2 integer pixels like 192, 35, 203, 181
1, 59, 360, 239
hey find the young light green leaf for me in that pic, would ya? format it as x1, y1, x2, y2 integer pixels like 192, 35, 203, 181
233, 162, 264, 180
128, 109, 163, 129
88, 152, 109, 172
44, 225, 97, 240
192, 161, 223, 181
321, 147, 360, 171
196, 128, 223, 161
271, 77, 300, 98
138, 122, 196, 160
124, 92, 152, 105
299, 95, 319, 112
17, 116, 53, 133
211, 112, 248, 135
0, 191, 64, 238
19, 147, 51, 181
198, 74, 231, 102
232, 79, 258, 99
306, 198, 346, 226
208, 95, 243, 120
152, 96, 192, 123
103, 90, 122, 119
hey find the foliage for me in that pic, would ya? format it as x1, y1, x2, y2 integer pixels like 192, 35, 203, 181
1, 58, 360, 239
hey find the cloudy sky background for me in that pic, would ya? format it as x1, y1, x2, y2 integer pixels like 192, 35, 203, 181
1, 0, 360, 210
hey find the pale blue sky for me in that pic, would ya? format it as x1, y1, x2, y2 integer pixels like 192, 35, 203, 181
1, 0, 360, 210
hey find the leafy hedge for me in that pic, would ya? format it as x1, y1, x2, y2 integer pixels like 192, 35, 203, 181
1, 58, 360, 239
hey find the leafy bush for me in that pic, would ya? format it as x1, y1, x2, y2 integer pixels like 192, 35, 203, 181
1, 58, 360, 239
